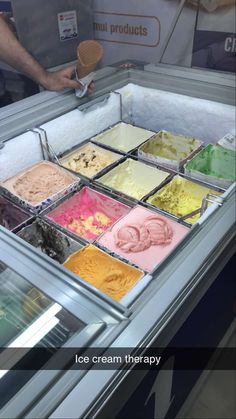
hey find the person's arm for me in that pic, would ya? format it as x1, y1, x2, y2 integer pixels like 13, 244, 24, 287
0, 15, 83, 91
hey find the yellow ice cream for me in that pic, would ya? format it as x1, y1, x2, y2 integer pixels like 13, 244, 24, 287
93, 122, 155, 153
63, 245, 143, 301
61, 143, 120, 178
147, 175, 220, 224
67, 212, 110, 237
98, 158, 169, 200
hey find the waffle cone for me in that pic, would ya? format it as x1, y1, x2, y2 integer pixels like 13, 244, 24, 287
76, 40, 103, 78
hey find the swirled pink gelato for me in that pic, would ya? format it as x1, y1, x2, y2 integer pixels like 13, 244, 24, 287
115, 216, 173, 253
46, 186, 130, 241
98, 206, 189, 272
144, 216, 173, 245
115, 224, 151, 252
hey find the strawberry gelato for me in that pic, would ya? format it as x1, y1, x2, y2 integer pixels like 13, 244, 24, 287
98, 206, 189, 272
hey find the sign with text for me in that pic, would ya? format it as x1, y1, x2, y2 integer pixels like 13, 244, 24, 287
94, 11, 160, 47
192, 30, 236, 73
57, 10, 78, 42
93, 0, 179, 66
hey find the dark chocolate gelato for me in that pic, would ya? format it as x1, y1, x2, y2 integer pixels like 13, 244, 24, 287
0, 196, 30, 230
17, 220, 82, 263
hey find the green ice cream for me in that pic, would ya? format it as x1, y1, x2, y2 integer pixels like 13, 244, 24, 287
185, 145, 235, 181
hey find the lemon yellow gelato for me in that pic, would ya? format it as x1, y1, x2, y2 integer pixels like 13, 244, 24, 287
98, 158, 169, 200
147, 175, 220, 224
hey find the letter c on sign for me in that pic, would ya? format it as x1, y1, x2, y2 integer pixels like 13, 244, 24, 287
225, 37, 232, 52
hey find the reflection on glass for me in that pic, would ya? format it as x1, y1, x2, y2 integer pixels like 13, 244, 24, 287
0, 260, 84, 408
160, 0, 236, 73
0, 261, 83, 348
0, 261, 52, 347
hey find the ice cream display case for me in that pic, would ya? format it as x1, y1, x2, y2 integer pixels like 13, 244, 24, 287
0, 64, 235, 418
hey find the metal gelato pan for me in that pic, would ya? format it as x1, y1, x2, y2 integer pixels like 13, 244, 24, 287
0, 161, 80, 214
91, 122, 155, 153
58, 141, 123, 180
138, 130, 202, 171
0, 195, 32, 232
17, 219, 83, 264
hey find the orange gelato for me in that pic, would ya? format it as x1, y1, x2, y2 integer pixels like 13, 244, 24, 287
63, 245, 143, 301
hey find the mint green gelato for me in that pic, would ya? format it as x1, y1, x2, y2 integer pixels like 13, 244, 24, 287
185, 145, 236, 181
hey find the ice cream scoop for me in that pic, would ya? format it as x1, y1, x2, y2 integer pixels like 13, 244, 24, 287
115, 216, 173, 253
115, 224, 151, 252
144, 216, 173, 245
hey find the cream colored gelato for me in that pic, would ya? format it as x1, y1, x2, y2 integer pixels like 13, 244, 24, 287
60, 142, 120, 178
2, 161, 77, 205
98, 158, 169, 200
92, 122, 155, 153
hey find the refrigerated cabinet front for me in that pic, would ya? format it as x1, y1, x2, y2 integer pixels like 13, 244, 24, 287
0, 65, 235, 418
0, 225, 130, 418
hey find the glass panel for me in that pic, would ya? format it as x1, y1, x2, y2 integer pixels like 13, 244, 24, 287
0, 261, 84, 347
0, 260, 85, 409
160, 0, 236, 73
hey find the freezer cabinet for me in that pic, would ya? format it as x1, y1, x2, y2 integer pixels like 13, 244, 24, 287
0, 64, 235, 418
0, 224, 131, 418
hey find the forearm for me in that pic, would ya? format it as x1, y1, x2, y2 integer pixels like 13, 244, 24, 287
0, 16, 47, 85
0, 15, 91, 92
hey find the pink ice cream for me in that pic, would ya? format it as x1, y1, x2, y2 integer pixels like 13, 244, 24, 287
46, 186, 131, 241
115, 216, 173, 252
98, 206, 189, 272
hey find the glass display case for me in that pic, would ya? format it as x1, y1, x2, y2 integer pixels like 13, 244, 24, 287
0, 4, 235, 415
0, 224, 130, 418
0, 261, 84, 408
